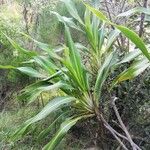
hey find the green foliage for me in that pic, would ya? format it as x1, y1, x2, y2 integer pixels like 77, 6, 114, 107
0, 105, 40, 150
84, 3, 150, 61
117, 7, 150, 17
0, 0, 150, 149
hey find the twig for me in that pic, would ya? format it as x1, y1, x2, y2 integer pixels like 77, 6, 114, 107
104, 0, 112, 21
137, 1, 142, 7
120, 0, 127, 13
139, 0, 148, 37
111, 97, 142, 150
100, 114, 128, 150
104, 0, 122, 48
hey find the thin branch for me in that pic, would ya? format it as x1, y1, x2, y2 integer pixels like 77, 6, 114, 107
111, 97, 142, 150
139, 0, 148, 37
137, 1, 142, 7
104, 0, 122, 48
104, 0, 112, 21
100, 114, 128, 150
120, 0, 127, 13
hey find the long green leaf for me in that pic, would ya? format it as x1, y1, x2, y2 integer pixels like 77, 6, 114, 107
105, 29, 120, 51
26, 96, 76, 124
19, 81, 69, 104
94, 52, 117, 104
21, 32, 62, 61
34, 56, 57, 75
12, 96, 76, 141
84, 3, 150, 61
117, 50, 141, 65
84, 9, 95, 52
37, 111, 70, 141
117, 7, 150, 17
17, 67, 46, 78
43, 114, 93, 150
61, 0, 84, 25
3, 33, 37, 56
51, 11, 84, 33
0, 65, 46, 79
115, 25, 150, 61
64, 25, 88, 91
84, 3, 109, 22
0, 65, 16, 69
112, 58, 150, 87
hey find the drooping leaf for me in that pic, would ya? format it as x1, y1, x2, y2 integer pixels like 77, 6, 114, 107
112, 58, 150, 87
84, 3, 150, 61
21, 32, 62, 61
26, 96, 76, 124
33, 56, 57, 75
0, 65, 16, 69
3, 33, 37, 56
94, 52, 117, 104
37, 111, 70, 141
117, 50, 141, 65
51, 11, 84, 33
61, 0, 84, 25
19, 81, 70, 104
117, 7, 150, 17
12, 96, 76, 141
64, 25, 89, 91
43, 114, 93, 150
115, 25, 150, 61
17, 67, 46, 78
0, 66, 46, 78
84, 3, 109, 22
105, 29, 120, 51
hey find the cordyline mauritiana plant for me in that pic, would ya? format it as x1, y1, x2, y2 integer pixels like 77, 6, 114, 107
1, 0, 150, 149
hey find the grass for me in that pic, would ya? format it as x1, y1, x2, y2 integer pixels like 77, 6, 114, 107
0, 102, 92, 150
0, 105, 40, 150
0, 91, 83, 150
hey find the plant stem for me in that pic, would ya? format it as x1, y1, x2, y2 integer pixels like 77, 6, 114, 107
111, 97, 142, 150
104, 0, 122, 48
139, 0, 148, 37
95, 110, 128, 150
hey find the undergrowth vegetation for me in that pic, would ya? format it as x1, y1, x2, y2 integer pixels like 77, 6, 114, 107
0, 0, 150, 150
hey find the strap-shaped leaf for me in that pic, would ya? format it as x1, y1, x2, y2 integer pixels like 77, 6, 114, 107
21, 32, 62, 61
34, 56, 57, 75
84, 3, 109, 22
112, 58, 150, 88
61, 0, 84, 25
0, 65, 16, 69
43, 114, 93, 150
37, 111, 70, 141
64, 25, 89, 91
117, 7, 150, 17
0, 66, 45, 78
51, 11, 84, 33
94, 52, 117, 105
105, 29, 120, 51
12, 96, 76, 141
117, 50, 141, 65
3, 33, 37, 56
84, 3, 150, 61
19, 81, 70, 104
115, 25, 150, 61
98, 23, 105, 52
26, 96, 76, 124
17, 67, 46, 78
84, 9, 96, 52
